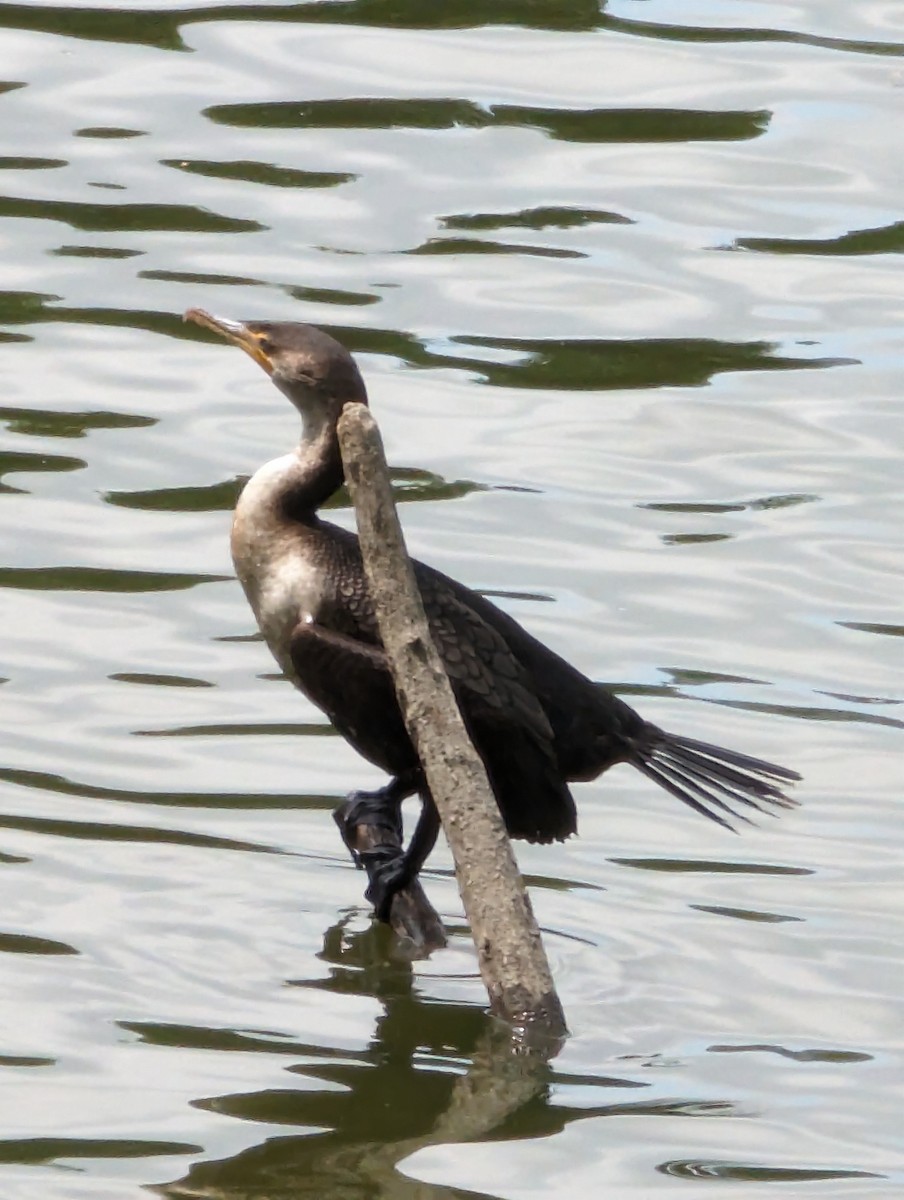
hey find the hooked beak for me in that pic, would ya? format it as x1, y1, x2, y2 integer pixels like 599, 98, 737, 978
184, 308, 273, 375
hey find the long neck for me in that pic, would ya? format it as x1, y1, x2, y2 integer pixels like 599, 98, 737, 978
279, 409, 344, 522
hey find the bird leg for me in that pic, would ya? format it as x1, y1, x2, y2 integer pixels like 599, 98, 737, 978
364, 791, 442, 922
334, 774, 443, 922
333, 774, 447, 950
333, 771, 419, 863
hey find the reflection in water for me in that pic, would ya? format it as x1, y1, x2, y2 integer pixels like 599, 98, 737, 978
609, 673, 902, 729
0, 762, 338, 816
441, 206, 634, 231
737, 220, 904, 256
659, 1160, 882, 1183
0, 449, 84, 493
0, 290, 857, 393
207, 97, 771, 145
709, 1043, 872, 1064
146, 917, 808, 1197
0, 403, 154, 439
612, 857, 812, 876
0, 156, 66, 171
152, 917, 650, 1199
0, 566, 228, 592
662, 531, 730, 546
0, 1137, 202, 1170
76, 126, 145, 139
0, 288, 62, 327
164, 158, 355, 190
446, 335, 855, 390
285, 285, 379, 307
0, 2, 610, 52
0, 294, 213, 339
662, 668, 763, 689
151, 922, 545, 1196
0, 193, 264, 234
602, 8, 901, 57
140, 268, 265, 288
52, 244, 144, 259
133, 720, 331, 738
410, 237, 586, 260
111, 671, 214, 689
0, 800, 279, 856
818, 689, 900, 709
689, 902, 801, 923
3, 0, 900, 54
707, 695, 904, 731
0, 930, 78, 956
1, 0, 901, 1194
643, 493, 820, 515
838, 621, 904, 640
105, 467, 482, 513
106, 478, 246, 514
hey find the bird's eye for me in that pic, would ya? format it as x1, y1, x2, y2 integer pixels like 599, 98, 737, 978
257, 336, 274, 355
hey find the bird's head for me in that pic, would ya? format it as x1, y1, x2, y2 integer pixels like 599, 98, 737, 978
184, 309, 368, 434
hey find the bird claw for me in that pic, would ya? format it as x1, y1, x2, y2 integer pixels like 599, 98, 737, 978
362, 852, 412, 922
333, 789, 403, 865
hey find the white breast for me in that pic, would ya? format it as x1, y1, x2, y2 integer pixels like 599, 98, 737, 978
231, 456, 327, 684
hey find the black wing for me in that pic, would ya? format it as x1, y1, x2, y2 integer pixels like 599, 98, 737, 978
289, 531, 577, 842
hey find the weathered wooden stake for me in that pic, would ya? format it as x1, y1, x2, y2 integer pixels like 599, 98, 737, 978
337, 402, 567, 1036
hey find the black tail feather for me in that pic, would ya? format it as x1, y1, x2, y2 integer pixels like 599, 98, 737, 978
658, 743, 784, 811
637, 758, 751, 831
629, 726, 800, 831
668, 734, 801, 785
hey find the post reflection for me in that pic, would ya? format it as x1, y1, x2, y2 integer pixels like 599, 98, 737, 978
155, 915, 620, 1200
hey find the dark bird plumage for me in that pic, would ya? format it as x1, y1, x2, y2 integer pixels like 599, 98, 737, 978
185, 308, 800, 917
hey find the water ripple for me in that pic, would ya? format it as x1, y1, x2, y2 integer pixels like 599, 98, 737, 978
1, 2, 901, 1197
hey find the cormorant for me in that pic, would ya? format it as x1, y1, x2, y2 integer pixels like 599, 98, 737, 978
185, 309, 800, 918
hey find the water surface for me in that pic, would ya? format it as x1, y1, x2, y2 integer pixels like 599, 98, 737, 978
1, 2, 902, 1197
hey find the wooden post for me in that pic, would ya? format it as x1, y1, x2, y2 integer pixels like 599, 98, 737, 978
337, 402, 567, 1036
